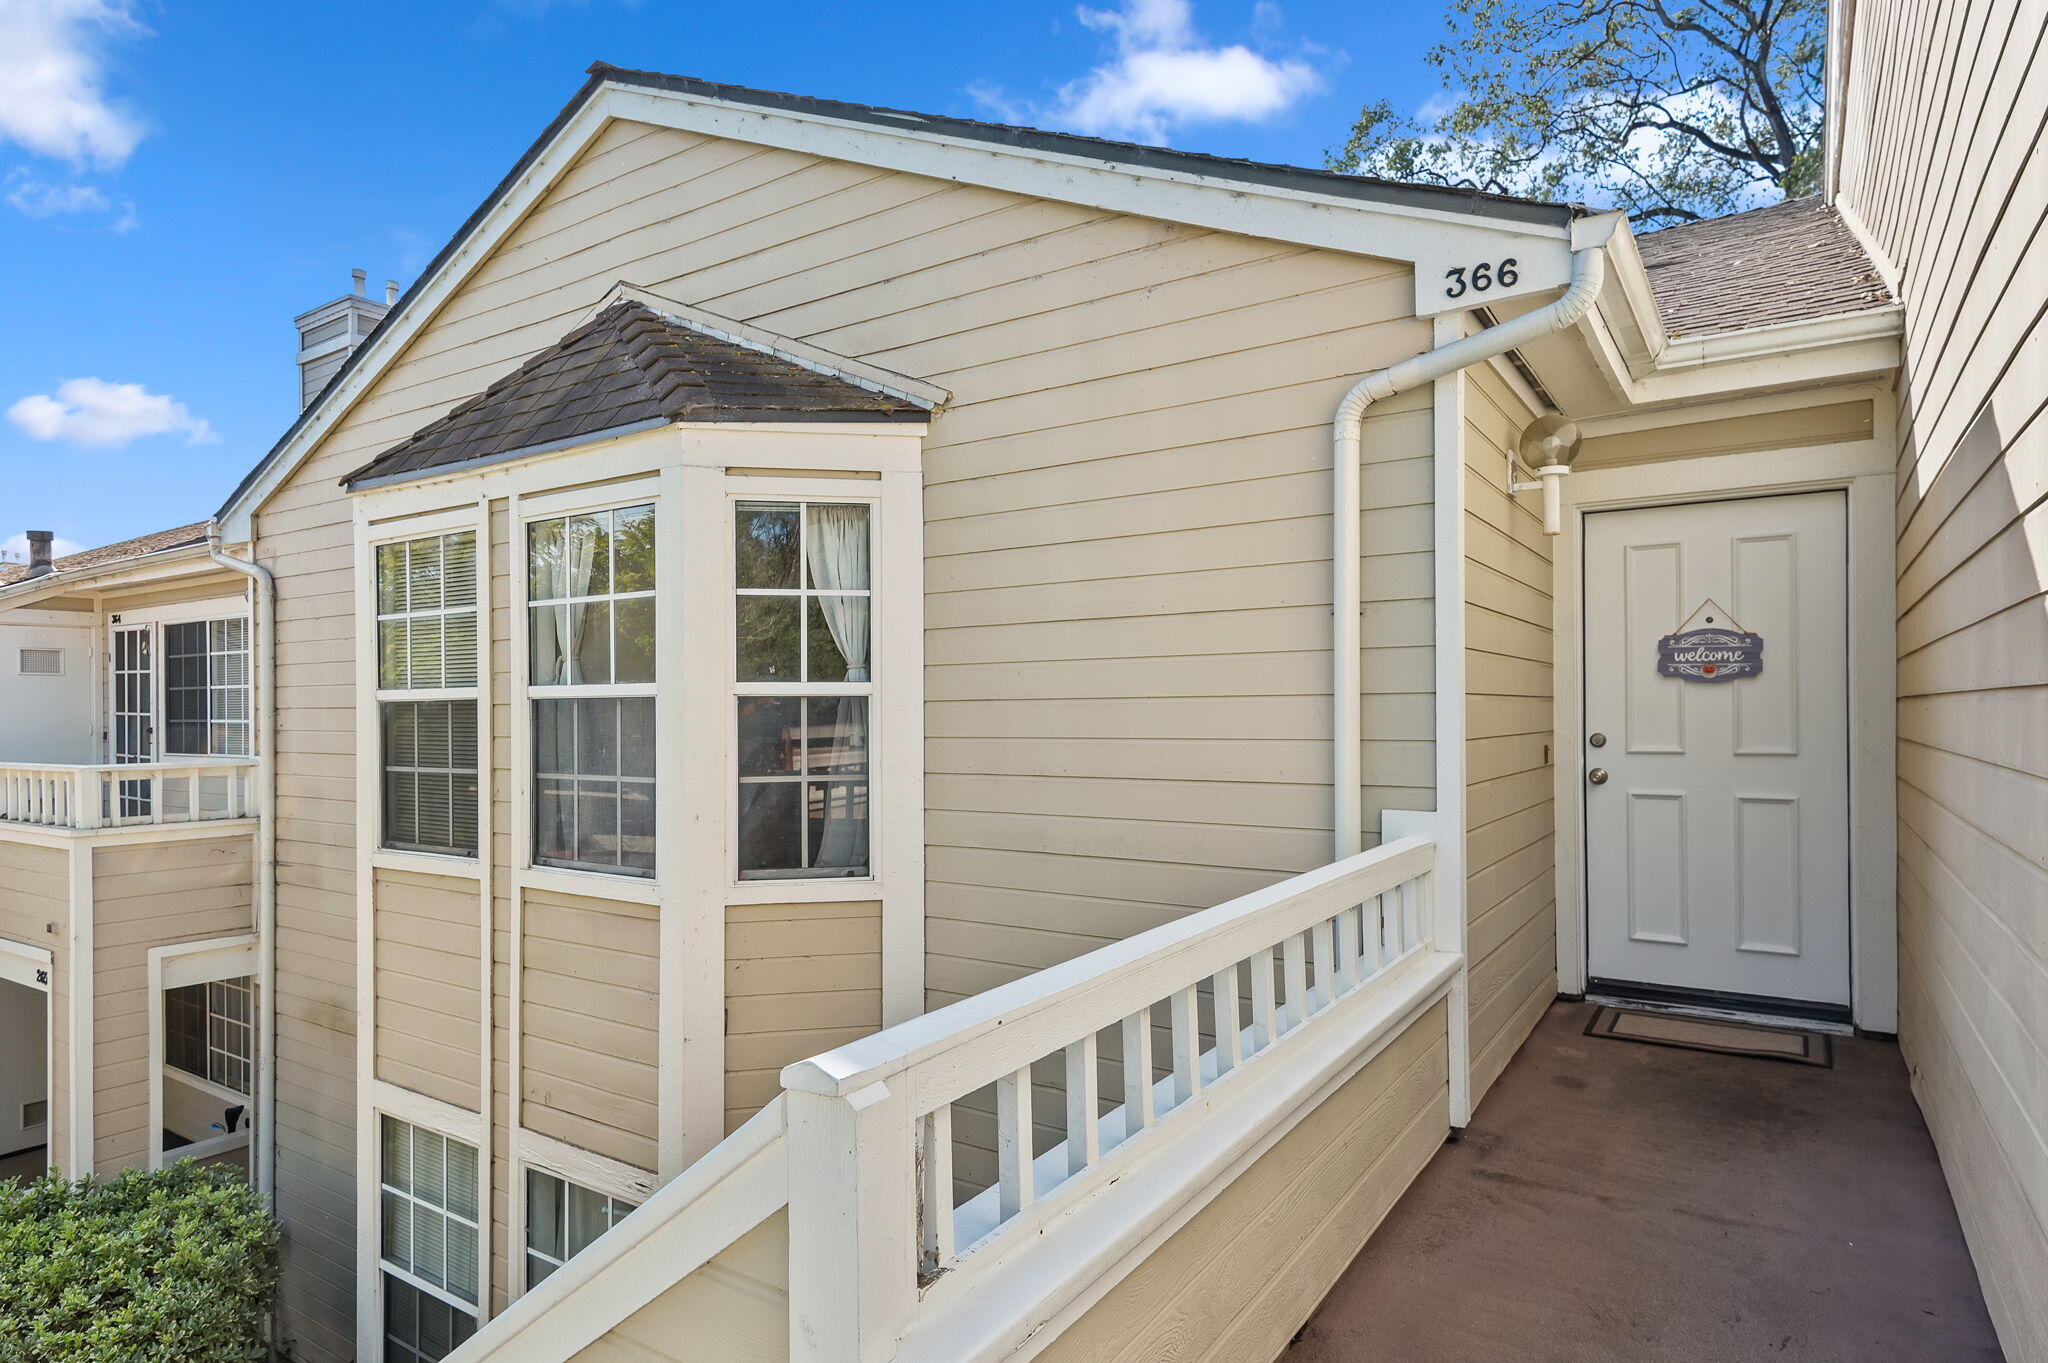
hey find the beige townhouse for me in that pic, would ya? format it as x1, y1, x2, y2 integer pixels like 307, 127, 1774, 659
0, 0, 2039, 1356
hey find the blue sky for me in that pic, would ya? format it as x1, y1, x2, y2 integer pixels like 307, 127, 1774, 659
0, 0, 1454, 556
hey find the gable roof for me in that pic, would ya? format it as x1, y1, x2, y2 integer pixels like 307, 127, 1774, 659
345, 299, 930, 489
590, 65, 1581, 230
0, 522, 211, 588
1637, 197, 1893, 337
217, 65, 1598, 533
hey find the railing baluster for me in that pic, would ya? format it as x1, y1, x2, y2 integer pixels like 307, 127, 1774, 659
919, 1105, 954, 1276
1121, 1008, 1154, 1138
1210, 965, 1241, 1076
996, 1065, 1035, 1219
1170, 986, 1202, 1106
1310, 918, 1336, 1013
1366, 892, 1385, 974
1334, 905, 1361, 993
1250, 947, 1278, 1053
1064, 1036, 1098, 1178
1281, 933, 1308, 1030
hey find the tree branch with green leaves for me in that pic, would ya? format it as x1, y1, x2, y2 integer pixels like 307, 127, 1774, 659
1331, 0, 1824, 226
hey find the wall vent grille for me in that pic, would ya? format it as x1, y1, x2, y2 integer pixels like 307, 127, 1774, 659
22, 1099, 47, 1127
18, 647, 64, 676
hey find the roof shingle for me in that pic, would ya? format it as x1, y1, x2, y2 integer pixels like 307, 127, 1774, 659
345, 300, 928, 487
1637, 197, 1893, 338
0, 522, 211, 587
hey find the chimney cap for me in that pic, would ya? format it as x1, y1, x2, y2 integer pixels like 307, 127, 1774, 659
351, 268, 367, 297
385, 280, 399, 306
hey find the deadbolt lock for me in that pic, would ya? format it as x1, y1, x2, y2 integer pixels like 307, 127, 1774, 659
1588, 768, 1609, 785
1589, 732, 1607, 748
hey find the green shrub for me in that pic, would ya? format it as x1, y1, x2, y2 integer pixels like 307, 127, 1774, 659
0, 1159, 280, 1362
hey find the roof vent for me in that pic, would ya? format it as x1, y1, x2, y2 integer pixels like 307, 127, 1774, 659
295, 268, 396, 410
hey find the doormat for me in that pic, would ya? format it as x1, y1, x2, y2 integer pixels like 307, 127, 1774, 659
1583, 1006, 1833, 1067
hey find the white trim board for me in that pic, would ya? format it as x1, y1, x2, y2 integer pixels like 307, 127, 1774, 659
1548, 435, 1899, 1032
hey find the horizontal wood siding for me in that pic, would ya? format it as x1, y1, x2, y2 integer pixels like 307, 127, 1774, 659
91, 835, 254, 1174
1037, 1001, 1448, 1363
1839, 0, 2048, 1354
0, 840, 68, 1171
255, 117, 1433, 1354
724, 902, 882, 1134
1462, 365, 1555, 1106
521, 888, 659, 1171
570, 1211, 788, 1363
373, 868, 482, 1111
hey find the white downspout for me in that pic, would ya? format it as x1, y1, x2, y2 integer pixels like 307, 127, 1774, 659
1331, 241, 1608, 859
208, 529, 278, 1198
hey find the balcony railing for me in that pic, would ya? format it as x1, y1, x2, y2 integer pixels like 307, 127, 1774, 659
0, 759, 258, 831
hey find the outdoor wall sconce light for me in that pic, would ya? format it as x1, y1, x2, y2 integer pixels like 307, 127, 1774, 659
1512, 412, 1583, 535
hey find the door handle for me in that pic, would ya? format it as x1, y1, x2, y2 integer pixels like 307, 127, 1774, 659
1588, 768, 1609, 785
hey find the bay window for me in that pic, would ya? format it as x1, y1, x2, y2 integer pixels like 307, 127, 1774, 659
734, 500, 872, 879
528, 504, 656, 877
376, 532, 480, 858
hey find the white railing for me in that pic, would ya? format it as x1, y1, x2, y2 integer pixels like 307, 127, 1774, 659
781, 834, 1456, 1363
0, 759, 258, 831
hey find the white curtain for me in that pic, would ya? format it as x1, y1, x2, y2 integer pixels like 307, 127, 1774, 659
551, 518, 599, 684
804, 506, 870, 682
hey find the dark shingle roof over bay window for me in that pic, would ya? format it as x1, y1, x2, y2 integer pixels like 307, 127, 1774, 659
344, 300, 929, 489
1637, 198, 1894, 338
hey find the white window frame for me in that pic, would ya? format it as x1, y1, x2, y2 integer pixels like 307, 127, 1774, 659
520, 490, 662, 882
361, 1085, 489, 1363
103, 598, 253, 765
147, 935, 257, 1172
371, 524, 484, 864
509, 1125, 658, 1298
729, 487, 881, 887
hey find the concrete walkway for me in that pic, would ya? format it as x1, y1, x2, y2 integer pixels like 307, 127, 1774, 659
1283, 1002, 2002, 1363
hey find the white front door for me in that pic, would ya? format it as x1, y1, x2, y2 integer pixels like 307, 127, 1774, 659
1583, 491, 1850, 1009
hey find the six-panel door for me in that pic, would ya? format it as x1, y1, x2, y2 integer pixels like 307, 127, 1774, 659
1583, 491, 1851, 1007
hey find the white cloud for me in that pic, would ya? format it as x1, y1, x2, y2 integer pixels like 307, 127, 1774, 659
0, 532, 84, 563
0, 0, 147, 167
7, 378, 216, 449
978, 0, 1320, 146
4, 168, 136, 228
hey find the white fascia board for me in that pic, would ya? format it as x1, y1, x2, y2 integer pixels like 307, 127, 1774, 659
598, 86, 1579, 321
0, 543, 222, 609
221, 76, 1580, 540
1566, 298, 1902, 414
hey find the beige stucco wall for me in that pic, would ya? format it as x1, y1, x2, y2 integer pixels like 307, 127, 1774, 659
1836, 1, 2048, 1354
1038, 1000, 1448, 1363
1460, 364, 1557, 1105
252, 114, 1434, 1356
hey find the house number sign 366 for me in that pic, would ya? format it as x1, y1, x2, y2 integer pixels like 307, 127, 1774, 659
1444, 259, 1519, 298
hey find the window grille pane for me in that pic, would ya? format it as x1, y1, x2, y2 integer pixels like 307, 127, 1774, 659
735, 503, 799, 588
532, 697, 654, 875
378, 531, 478, 691
736, 596, 799, 681
527, 507, 655, 687
737, 781, 801, 874
526, 1169, 565, 1259
382, 700, 479, 856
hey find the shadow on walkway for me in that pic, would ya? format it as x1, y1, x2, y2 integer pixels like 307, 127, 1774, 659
1282, 1002, 2001, 1363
